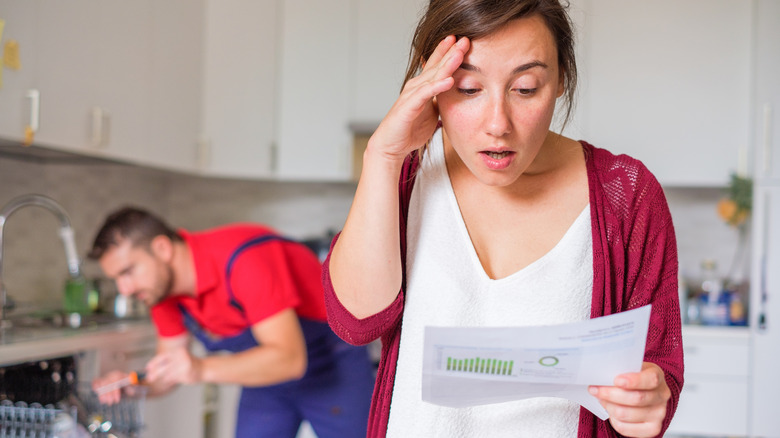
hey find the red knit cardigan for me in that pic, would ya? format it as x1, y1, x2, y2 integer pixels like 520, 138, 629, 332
322, 142, 684, 438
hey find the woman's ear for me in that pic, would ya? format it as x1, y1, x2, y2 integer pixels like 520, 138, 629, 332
150, 235, 174, 262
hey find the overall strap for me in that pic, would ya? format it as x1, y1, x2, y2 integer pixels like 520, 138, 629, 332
177, 234, 300, 354
178, 303, 207, 339
225, 234, 297, 315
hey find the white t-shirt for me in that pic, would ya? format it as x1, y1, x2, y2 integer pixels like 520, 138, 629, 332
386, 129, 593, 438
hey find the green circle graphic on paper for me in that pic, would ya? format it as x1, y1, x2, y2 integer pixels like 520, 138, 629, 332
539, 356, 559, 367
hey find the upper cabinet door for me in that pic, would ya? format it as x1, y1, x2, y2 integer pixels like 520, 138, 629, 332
0, 0, 200, 172
753, 0, 780, 182
351, 0, 425, 124
91, 1, 153, 162
576, 0, 752, 186
199, 0, 278, 179
0, 0, 39, 143
16, 0, 100, 153
275, 0, 353, 182
750, 186, 780, 436
94, 0, 201, 172
143, 0, 203, 173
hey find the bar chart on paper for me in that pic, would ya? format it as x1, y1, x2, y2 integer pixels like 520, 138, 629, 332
435, 345, 576, 382
445, 356, 515, 376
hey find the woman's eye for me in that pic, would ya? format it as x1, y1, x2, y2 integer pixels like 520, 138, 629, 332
457, 88, 480, 96
514, 88, 537, 95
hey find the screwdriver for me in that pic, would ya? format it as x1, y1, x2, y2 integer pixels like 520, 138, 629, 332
94, 370, 147, 395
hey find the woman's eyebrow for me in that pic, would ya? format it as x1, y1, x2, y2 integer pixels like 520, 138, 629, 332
459, 60, 549, 74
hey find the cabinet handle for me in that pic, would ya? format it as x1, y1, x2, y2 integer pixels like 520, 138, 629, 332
24, 89, 40, 145
91, 107, 111, 149
270, 142, 278, 174
758, 192, 770, 332
762, 103, 773, 176
26, 89, 40, 132
197, 137, 211, 169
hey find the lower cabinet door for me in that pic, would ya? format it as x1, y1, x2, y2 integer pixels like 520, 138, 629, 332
666, 375, 748, 436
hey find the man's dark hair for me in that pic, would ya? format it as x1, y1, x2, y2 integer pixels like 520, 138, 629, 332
88, 207, 182, 260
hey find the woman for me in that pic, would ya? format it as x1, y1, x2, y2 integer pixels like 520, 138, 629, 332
324, 1, 683, 437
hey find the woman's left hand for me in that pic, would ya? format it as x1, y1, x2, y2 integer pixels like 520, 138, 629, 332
588, 361, 671, 438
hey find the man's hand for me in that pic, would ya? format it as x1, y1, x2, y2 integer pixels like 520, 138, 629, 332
145, 346, 203, 387
92, 370, 130, 405
588, 362, 671, 438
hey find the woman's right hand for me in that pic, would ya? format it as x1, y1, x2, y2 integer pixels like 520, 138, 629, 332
368, 35, 470, 162
330, 36, 469, 320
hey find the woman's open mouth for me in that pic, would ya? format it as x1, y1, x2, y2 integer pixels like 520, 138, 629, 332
480, 150, 515, 170
484, 151, 511, 160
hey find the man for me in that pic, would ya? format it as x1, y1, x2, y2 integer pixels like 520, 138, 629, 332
89, 207, 373, 438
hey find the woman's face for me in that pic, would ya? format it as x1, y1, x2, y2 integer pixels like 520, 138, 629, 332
437, 15, 564, 188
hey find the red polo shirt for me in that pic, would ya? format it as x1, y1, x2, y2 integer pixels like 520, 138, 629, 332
151, 224, 327, 338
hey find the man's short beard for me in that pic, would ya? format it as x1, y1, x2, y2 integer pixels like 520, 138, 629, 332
149, 264, 175, 306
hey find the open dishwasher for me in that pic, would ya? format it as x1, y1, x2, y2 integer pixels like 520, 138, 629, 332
0, 355, 146, 437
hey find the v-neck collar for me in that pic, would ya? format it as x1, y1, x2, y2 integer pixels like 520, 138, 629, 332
426, 129, 591, 283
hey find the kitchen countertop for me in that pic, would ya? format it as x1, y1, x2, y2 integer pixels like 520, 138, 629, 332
682, 323, 750, 339
0, 318, 156, 366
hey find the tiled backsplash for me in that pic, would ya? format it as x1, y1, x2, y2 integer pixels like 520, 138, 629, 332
0, 152, 746, 312
0, 154, 355, 311
665, 187, 748, 284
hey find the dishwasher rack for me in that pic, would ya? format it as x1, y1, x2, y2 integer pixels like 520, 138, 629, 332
1, 387, 146, 438
78, 385, 146, 437
0, 400, 77, 438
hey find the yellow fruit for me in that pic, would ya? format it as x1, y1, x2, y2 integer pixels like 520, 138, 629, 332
717, 198, 748, 226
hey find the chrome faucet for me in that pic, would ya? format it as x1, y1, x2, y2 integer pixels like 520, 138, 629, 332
0, 194, 82, 328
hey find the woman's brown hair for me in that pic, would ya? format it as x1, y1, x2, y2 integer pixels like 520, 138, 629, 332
405, 0, 578, 128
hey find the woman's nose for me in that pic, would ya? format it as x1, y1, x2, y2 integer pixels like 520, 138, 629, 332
485, 95, 512, 137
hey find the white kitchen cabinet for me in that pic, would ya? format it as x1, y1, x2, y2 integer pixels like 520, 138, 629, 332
671, 3, 780, 436
86, 2, 153, 163
750, 187, 780, 436
576, 0, 752, 187
666, 326, 750, 436
198, 0, 278, 179
97, 0, 203, 173
275, 0, 353, 181
32, 0, 101, 153
351, 0, 425, 124
752, 0, 780, 183
199, 0, 352, 181
749, 3, 780, 435
0, 0, 200, 172
0, 0, 43, 144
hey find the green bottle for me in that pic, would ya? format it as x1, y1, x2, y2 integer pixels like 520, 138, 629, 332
64, 276, 91, 314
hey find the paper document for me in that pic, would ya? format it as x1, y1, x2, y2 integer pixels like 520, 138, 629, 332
422, 305, 652, 420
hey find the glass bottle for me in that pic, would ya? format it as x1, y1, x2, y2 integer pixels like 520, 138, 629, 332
699, 259, 728, 325
63, 275, 91, 315
724, 273, 749, 326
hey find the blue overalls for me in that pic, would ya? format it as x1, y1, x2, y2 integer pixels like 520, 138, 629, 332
178, 235, 374, 438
